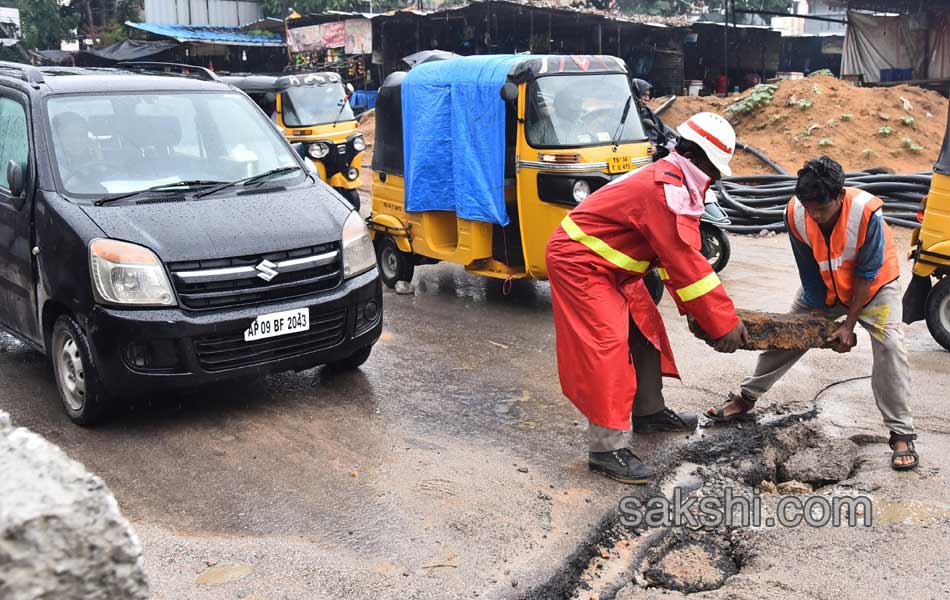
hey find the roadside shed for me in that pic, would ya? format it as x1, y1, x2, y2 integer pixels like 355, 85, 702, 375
125, 21, 286, 72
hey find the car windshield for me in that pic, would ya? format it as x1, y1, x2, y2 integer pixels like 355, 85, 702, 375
280, 84, 354, 127
47, 92, 301, 197
524, 74, 646, 148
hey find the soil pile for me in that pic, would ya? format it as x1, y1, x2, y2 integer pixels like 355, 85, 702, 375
649, 74, 948, 176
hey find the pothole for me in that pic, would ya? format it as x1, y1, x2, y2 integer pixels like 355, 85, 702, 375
521, 411, 864, 599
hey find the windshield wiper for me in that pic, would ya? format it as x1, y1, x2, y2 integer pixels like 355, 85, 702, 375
612, 96, 633, 150
95, 180, 226, 206
193, 166, 302, 199
331, 97, 349, 127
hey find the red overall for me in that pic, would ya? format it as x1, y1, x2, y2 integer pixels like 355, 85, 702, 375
546, 159, 739, 430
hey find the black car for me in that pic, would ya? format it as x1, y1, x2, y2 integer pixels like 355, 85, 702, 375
0, 62, 382, 425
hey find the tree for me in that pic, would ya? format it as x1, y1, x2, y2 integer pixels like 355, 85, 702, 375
261, 0, 402, 19
17, 0, 80, 50
596, 0, 791, 16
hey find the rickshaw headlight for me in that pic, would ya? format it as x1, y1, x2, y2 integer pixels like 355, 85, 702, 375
352, 135, 366, 152
308, 142, 330, 160
572, 179, 591, 203
89, 239, 176, 306
341, 211, 376, 279
346, 167, 360, 181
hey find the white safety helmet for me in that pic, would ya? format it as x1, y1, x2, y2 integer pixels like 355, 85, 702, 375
676, 112, 736, 177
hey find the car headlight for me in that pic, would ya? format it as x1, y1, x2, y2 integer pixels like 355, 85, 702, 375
89, 239, 176, 306
341, 211, 376, 279
352, 135, 366, 152
572, 179, 590, 203
308, 142, 330, 160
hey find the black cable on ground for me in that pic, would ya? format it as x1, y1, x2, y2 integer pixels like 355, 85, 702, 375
735, 141, 789, 175
813, 376, 872, 403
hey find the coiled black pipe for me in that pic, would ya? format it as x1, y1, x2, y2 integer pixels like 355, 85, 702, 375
735, 141, 789, 175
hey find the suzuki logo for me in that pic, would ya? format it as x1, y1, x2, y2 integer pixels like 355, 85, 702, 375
255, 259, 279, 282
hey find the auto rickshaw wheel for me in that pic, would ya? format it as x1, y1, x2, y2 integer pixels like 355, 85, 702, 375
376, 236, 414, 289
925, 277, 950, 351
644, 269, 664, 305
337, 188, 361, 212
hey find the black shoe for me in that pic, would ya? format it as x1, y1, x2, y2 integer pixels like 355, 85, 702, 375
588, 448, 654, 484
631, 408, 699, 433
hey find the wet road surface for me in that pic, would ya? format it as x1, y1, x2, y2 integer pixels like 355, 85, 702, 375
1, 230, 948, 599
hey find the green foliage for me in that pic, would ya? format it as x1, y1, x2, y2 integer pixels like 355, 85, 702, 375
610, 0, 789, 16
724, 83, 778, 115
878, 126, 894, 136
262, 0, 400, 18
795, 99, 813, 110
900, 115, 916, 126
808, 69, 834, 77
17, 0, 79, 50
819, 138, 833, 147
840, 113, 853, 121
862, 149, 873, 158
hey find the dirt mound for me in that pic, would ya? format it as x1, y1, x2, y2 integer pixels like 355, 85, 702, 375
649, 74, 948, 176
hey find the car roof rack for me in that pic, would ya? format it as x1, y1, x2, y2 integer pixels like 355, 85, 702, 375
0, 61, 46, 86
116, 61, 221, 82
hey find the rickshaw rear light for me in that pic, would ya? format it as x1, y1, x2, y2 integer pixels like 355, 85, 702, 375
539, 152, 580, 163
917, 210, 924, 222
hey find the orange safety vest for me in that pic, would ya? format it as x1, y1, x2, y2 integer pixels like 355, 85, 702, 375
786, 187, 900, 307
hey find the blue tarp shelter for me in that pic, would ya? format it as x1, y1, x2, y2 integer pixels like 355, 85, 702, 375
401, 55, 522, 227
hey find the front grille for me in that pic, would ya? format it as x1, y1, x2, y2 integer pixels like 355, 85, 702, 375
322, 138, 358, 177
193, 308, 346, 371
169, 243, 342, 310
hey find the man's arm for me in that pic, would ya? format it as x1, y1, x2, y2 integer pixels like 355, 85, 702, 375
786, 213, 826, 309
829, 212, 885, 352
633, 200, 748, 351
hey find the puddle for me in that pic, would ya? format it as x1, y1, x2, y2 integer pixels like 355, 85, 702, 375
195, 562, 254, 585
874, 499, 950, 526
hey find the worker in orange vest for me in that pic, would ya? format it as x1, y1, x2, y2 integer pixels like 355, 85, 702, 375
708, 156, 919, 470
546, 112, 750, 484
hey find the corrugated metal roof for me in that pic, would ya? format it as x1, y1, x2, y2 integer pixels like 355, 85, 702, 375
127, 21, 285, 47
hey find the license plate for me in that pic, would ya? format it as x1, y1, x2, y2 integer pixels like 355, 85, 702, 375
608, 156, 632, 174
244, 307, 310, 342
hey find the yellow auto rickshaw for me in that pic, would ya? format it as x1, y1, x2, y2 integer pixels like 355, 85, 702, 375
368, 54, 652, 288
224, 71, 365, 209
904, 105, 950, 350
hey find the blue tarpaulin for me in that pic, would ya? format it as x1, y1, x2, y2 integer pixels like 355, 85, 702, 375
402, 55, 522, 226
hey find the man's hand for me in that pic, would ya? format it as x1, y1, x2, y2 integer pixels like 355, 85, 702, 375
687, 316, 710, 343
827, 323, 857, 353
713, 321, 752, 353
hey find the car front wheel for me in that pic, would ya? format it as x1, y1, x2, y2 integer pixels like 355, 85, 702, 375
50, 314, 114, 426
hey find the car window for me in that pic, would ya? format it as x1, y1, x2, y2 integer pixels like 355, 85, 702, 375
0, 97, 28, 193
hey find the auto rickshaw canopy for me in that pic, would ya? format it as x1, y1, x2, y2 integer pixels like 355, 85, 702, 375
396, 54, 629, 227
222, 71, 344, 94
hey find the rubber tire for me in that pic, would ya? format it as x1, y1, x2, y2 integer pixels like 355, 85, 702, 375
327, 345, 373, 371
50, 314, 114, 426
644, 269, 664, 305
376, 236, 414, 289
925, 277, 950, 351
338, 188, 361, 212
700, 223, 732, 273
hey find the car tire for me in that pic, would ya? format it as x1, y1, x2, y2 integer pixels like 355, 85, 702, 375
644, 269, 664, 305
925, 277, 950, 351
338, 188, 361, 212
327, 345, 373, 371
700, 223, 731, 273
376, 236, 414, 289
50, 314, 114, 426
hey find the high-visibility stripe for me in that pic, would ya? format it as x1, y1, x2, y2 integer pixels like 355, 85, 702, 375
841, 190, 874, 264
676, 271, 722, 302
791, 199, 810, 247
561, 216, 651, 273
657, 267, 670, 280
685, 119, 734, 154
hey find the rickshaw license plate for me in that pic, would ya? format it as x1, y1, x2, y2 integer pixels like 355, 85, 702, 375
244, 308, 310, 342
608, 156, 632, 174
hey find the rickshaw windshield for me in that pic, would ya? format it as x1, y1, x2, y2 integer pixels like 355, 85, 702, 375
46, 91, 300, 197
280, 83, 355, 127
525, 74, 646, 149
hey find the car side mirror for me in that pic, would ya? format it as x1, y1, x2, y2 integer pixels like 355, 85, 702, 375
7, 160, 25, 202
291, 142, 308, 161
500, 82, 519, 102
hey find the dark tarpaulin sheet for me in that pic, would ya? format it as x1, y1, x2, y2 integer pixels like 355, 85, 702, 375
401, 54, 522, 226
83, 39, 178, 62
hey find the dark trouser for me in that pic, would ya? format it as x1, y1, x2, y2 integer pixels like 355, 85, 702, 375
588, 319, 665, 452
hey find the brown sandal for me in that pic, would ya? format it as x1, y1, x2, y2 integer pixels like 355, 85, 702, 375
889, 432, 919, 471
706, 392, 757, 423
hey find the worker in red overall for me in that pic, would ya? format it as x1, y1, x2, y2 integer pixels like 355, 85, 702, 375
546, 112, 750, 484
